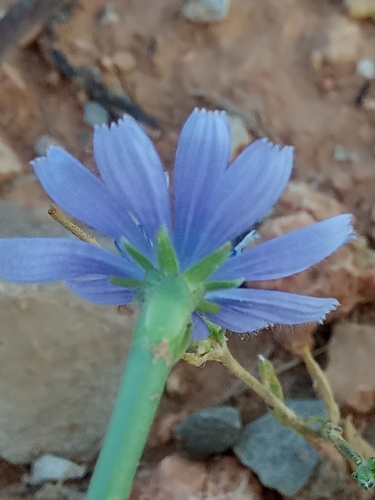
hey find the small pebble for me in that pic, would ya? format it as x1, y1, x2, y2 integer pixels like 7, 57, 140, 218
174, 406, 242, 455
99, 55, 114, 71
333, 145, 359, 162
112, 51, 137, 74
182, 0, 230, 23
233, 399, 326, 496
97, 3, 119, 24
34, 135, 60, 157
83, 101, 109, 126
356, 59, 375, 80
29, 454, 87, 485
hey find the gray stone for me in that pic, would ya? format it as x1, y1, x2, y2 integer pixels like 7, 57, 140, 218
233, 399, 326, 496
356, 59, 375, 80
30, 454, 87, 485
0, 283, 136, 464
83, 102, 109, 126
0, 201, 136, 463
174, 406, 242, 455
182, 0, 230, 23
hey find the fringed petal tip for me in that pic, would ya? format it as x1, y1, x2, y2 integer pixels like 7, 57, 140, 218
191, 107, 227, 119
317, 298, 340, 323
31, 145, 67, 166
94, 114, 135, 133
344, 213, 357, 243
248, 298, 339, 332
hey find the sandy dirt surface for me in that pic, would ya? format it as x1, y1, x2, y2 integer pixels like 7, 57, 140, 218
2, 0, 375, 498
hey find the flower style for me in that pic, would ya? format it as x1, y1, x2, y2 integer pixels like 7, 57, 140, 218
0, 109, 353, 340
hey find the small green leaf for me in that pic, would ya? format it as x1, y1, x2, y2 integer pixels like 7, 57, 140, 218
259, 355, 284, 401
120, 238, 154, 271
183, 243, 231, 288
110, 276, 143, 288
197, 299, 220, 314
205, 279, 244, 292
368, 457, 375, 473
156, 226, 179, 274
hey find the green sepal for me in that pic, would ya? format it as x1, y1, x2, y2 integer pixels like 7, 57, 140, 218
207, 322, 227, 343
110, 276, 143, 288
156, 226, 179, 275
205, 279, 244, 292
368, 457, 375, 474
183, 243, 231, 288
259, 355, 284, 400
120, 237, 154, 271
196, 299, 220, 314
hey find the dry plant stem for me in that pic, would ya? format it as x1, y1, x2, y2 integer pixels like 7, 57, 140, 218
48, 206, 99, 245
218, 345, 346, 463
301, 344, 340, 425
183, 344, 344, 463
217, 344, 319, 439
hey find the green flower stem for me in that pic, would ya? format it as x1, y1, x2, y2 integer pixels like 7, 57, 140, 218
87, 273, 195, 500
86, 337, 171, 500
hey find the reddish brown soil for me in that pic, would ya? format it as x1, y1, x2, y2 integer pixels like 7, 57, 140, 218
2, 0, 375, 498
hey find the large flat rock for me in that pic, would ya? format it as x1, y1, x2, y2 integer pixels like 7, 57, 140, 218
0, 282, 135, 463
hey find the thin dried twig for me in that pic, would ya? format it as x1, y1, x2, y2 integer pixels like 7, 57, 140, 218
50, 49, 161, 130
48, 205, 99, 245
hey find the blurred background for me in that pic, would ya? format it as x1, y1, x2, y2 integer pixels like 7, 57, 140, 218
1, 0, 375, 499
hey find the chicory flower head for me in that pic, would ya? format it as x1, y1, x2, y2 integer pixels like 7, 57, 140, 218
0, 109, 353, 340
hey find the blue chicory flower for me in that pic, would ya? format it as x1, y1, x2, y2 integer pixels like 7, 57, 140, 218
0, 109, 354, 340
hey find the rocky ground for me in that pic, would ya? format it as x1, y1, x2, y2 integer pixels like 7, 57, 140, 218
2, 0, 375, 498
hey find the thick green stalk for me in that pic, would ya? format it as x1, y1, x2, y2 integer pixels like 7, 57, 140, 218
86, 337, 171, 500
86, 273, 195, 500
